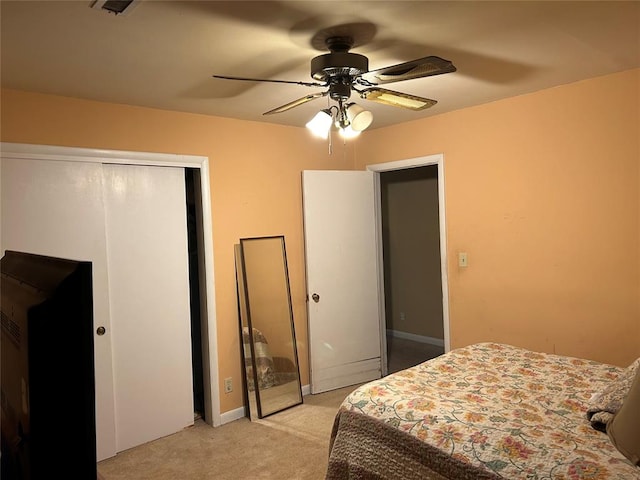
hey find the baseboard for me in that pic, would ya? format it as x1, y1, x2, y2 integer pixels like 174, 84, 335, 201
220, 384, 312, 425
220, 406, 246, 425
388, 329, 444, 347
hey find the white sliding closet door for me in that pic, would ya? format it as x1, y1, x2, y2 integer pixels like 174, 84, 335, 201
1, 158, 194, 459
0, 158, 117, 460
102, 164, 193, 452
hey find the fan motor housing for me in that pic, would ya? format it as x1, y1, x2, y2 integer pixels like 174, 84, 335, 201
311, 52, 368, 83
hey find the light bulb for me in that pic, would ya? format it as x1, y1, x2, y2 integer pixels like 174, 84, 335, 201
339, 125, 361, 139
305, 110, 333, 139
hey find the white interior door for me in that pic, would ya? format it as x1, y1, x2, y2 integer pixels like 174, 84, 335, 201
0, 158, 117, 460
302, 170, 383, 393
103, 164, 194, 452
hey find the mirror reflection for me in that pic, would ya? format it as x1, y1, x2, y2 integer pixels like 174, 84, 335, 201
235, 236, 302, 419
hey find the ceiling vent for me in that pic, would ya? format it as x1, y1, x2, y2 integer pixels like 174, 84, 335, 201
91, 0, 140, 16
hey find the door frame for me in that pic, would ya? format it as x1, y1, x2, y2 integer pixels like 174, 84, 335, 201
0, 142, 221, 428
367, 154, 450, 375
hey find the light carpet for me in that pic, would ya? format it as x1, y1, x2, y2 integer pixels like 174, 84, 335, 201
97, 385, 357, 480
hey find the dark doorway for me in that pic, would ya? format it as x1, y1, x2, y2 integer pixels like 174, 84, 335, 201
185, 168, 205, 419
380, 165, 445, 374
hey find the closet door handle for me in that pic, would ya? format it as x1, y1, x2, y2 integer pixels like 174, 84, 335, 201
311, 293, 320, 303
96, 326, 106, 336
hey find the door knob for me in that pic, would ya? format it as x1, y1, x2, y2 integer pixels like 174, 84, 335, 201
311, 293, 320, 303
96, 326, 106, 336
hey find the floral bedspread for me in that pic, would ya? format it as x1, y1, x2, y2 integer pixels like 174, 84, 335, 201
340, 343, 639, 479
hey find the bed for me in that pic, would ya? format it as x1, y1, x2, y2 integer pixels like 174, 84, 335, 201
326, 343, 639, 479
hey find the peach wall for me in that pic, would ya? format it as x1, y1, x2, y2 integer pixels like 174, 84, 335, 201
0, 89, 356, 413
1, 69, 638, 418
356, 69, 640, 367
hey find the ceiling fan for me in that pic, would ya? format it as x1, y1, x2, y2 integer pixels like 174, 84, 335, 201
212, 34, 456, 135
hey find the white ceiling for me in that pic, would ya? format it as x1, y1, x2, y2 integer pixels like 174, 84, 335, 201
2, 1, 639, 130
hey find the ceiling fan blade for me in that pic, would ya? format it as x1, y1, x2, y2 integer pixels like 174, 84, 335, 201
212, 74, 325, 88
358, 87, 437, 111
358, 56, 456, 86
263, 91, 328, 115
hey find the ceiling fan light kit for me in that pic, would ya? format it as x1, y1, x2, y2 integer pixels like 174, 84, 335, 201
212, 30, 456, 144
304, 102, 371, 139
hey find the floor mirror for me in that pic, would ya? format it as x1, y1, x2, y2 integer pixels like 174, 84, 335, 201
234, 236, 302, 419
